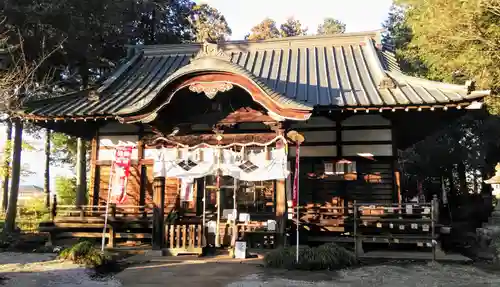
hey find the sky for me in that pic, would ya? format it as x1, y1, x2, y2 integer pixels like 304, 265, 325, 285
197, 0, 394, 40
0, 0, 393, 188
0, 126, 74, 190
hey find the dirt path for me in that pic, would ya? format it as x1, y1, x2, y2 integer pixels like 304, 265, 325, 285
115, 256, 500, 287
2, 253, 500, 287
0, 253, 120, 287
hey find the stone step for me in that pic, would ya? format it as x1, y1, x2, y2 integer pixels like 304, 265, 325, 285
489, 217, 500, 225
479, 225, 500, 234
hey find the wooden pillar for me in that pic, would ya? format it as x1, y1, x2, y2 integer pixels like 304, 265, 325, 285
152, 176, 166, 250
89, 136, 99, 206
273, 122, 287, 245
276, 179, 286, 245
76, 137, 87, 206
137, 137, 146, 215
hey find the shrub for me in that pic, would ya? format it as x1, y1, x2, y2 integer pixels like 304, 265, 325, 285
59, 241, 110, 268
264, 243, 357, 270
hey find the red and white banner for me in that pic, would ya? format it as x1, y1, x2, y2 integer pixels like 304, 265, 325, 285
292, 143, 300, 207
110, 146, 133, 204
180, 178, 194, 202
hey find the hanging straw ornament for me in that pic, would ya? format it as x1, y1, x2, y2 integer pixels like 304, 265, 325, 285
265, 145, 271, 161
175, 146, 181, 160
198, 148, 204, 162
241, 146, 246, 161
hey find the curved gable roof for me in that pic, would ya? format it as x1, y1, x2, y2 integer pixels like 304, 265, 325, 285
21, 30, 490, 119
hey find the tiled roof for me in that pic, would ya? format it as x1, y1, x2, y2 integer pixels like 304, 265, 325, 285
22, 31, 490, 118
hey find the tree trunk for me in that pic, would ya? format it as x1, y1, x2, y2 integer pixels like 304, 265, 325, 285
446, 167, 456, 203
150, 8, 156, 44
2, 120, 12, 212
75, 137, 87, 206
4, 119, 23, 233
44, 129, 51, 208
458, 162, 467, 195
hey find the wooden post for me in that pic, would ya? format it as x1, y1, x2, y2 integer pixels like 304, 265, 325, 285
110, 203, 117, 218
152, 176, 166, 250
276, 179, 286, 245
431, 196, 436, 261
215, 187, 221, 247
76, 137, 87, 206
231, 178, 238, 250
107, 224, 116, 248
353, 200, 359, 259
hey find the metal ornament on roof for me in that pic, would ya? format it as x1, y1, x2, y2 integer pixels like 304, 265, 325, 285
192, 41, 232, 62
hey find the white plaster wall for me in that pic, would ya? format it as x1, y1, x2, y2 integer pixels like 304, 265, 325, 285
288, 145, 337, 157
342, 144, 393, 156
342, 129, 392, 142
98, 135, 139, 160
302, 131, 336, 142
98, 122, 140, 133
342, 114, 390, 127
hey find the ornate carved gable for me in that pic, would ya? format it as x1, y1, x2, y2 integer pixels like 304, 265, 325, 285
218, 107, 277, 125
188, 81, 234, 99
192, 41, 232, 62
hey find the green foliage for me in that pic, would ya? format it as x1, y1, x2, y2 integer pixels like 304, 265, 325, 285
16, 198, 50, 232
317, 18, 346, 35
50, 133, 79, 167
0, 137, 36, 179
280, 17, 308, 37
264, 243, 357, 270
59, 241, 110, 267
484, 95, 500, 116
190, 4, 232, 42
246, 18, 281, 40
55, 176, 78, 205
382, 4, 428, 76
395, 0, 500, 92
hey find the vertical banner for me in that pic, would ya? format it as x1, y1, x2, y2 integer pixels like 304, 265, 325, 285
180, 178, 194, 202
110, 146, 133, 204
292, 143, 300, 207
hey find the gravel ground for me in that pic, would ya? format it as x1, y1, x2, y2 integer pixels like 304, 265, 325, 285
0, 253, 121, 287
2, 253, 500, 287
228, 262, 500, 287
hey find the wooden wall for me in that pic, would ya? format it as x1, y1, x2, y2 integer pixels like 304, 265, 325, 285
289, 114, 395, 205
90, 114, 397, 211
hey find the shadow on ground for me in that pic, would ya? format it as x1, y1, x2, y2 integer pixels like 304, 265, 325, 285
116, 255, 500, 287
0, 253, 120, 287
2, 253, 500, 287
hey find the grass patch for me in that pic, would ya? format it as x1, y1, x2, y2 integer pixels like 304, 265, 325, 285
59, 241, 111, 268
264, 243, 357, 270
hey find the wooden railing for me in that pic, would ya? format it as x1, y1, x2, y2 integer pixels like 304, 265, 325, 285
288, 197, 441, 259
164, 223, 203, 255
289, 204, 354, 232
42, 204, 154, 247
53, 205, 154, 220
352, 197, 439, 259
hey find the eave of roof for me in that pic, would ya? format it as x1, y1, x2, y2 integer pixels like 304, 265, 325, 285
19, 30, 491, 120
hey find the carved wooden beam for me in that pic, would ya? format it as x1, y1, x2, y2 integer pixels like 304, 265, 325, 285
188, 82, 233, 99
144, 133, 278, 147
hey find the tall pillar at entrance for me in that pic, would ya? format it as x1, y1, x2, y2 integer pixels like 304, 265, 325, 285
76, 137, 87, 206
152, 176, 166, 250
273, 123, 287, 245
276, 179, 286, 245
